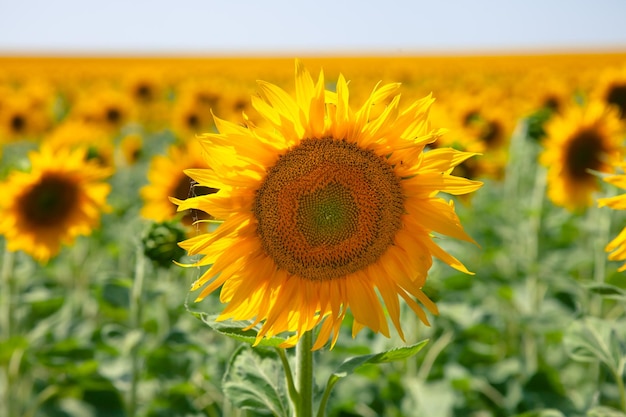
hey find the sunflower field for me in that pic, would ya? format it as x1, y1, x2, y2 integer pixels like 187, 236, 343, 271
1, 53, 626, 417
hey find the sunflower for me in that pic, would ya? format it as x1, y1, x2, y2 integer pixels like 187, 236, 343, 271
598, 170, 626, 271
71, 87, 135, 132
429, 90, 513, 181
45, 120, 115, 168
123, 69, 170, 130
170, 95, 215, 139
119, 133, 143, 166
140, 140, 217, 228
172, 60, 482, 349
593, 64, 626, 120
0, 94, 50, 142
540, 100, 625, 211
0, 144, 112, 262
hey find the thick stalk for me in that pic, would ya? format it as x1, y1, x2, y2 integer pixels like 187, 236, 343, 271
522, 166, 547, 377
295, 331, 314, 417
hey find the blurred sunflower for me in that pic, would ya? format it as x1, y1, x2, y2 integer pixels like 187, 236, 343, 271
593, 64, 626, 120
598, 169, 626, 271
540, 100, 625, 211
71, 87, 135, 132
124, 70, 162, 104
430, 91, 513, 180
123, 69, 170, 130
170, 95, 214, 138
0, 94, 50, 142
45, 120, 115, 168
0, 144, 112, 262
173, 60, 482, 349
119, 133, 143, 166
140, 140, 217, 228
170, 78, 231, 137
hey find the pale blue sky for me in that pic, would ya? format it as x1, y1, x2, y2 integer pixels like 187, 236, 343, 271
1, 0, 625, 55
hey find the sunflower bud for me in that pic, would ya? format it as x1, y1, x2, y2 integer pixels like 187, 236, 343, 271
142, 220, 186, 268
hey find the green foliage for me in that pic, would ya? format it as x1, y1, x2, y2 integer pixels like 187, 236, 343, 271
222, 346, 291, 416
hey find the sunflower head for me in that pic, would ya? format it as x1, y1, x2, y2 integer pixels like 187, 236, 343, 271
45, 120, 115, 168
173, 60, 482, 349
594, 65, 626, 120
140, 140, 218, 230
0, 144, 112, 262
540, 100, 625, 211
0, 94, 50, 141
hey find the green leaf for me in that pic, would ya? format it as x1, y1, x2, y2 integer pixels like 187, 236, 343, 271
191, 312, 289, 348
222, 345, 290, 417
563, 317, 625, 374
331, 339, 429, 380
583, 282, 626, 301
587, 406, 626, 417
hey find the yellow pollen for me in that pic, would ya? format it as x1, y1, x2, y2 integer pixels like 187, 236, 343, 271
253, 137, 405, 281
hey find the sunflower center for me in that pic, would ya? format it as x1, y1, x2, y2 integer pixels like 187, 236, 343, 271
136, 84, 153, 101
543, 96, 560, 112
606, 83, 626, 119
106, 107, 121, 124
253, 137, 405, 281
481, 120, 503, 147
564, 128, 605, 180
11, 114, 26, 133
20, 173, 80, 227
186, 113, 200, 129
297, 182, 358, 247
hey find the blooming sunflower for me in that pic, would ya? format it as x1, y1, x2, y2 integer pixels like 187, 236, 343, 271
598, 171, 626, 271
540, 100, 625, 211
140, 140, 217, 228
173, 61, 482, 349
0, 144, 112, 262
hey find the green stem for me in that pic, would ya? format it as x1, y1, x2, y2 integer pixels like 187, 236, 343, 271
316, 378, 338, 417
1, 247, 16, 417
1, 247, 15, 338
590, 200, 612, 317
128, 245, 146, 417
295, 331, 314, 417
276, 347, 299, 415
522, 166, 547, 377
615, 366, 626, 412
